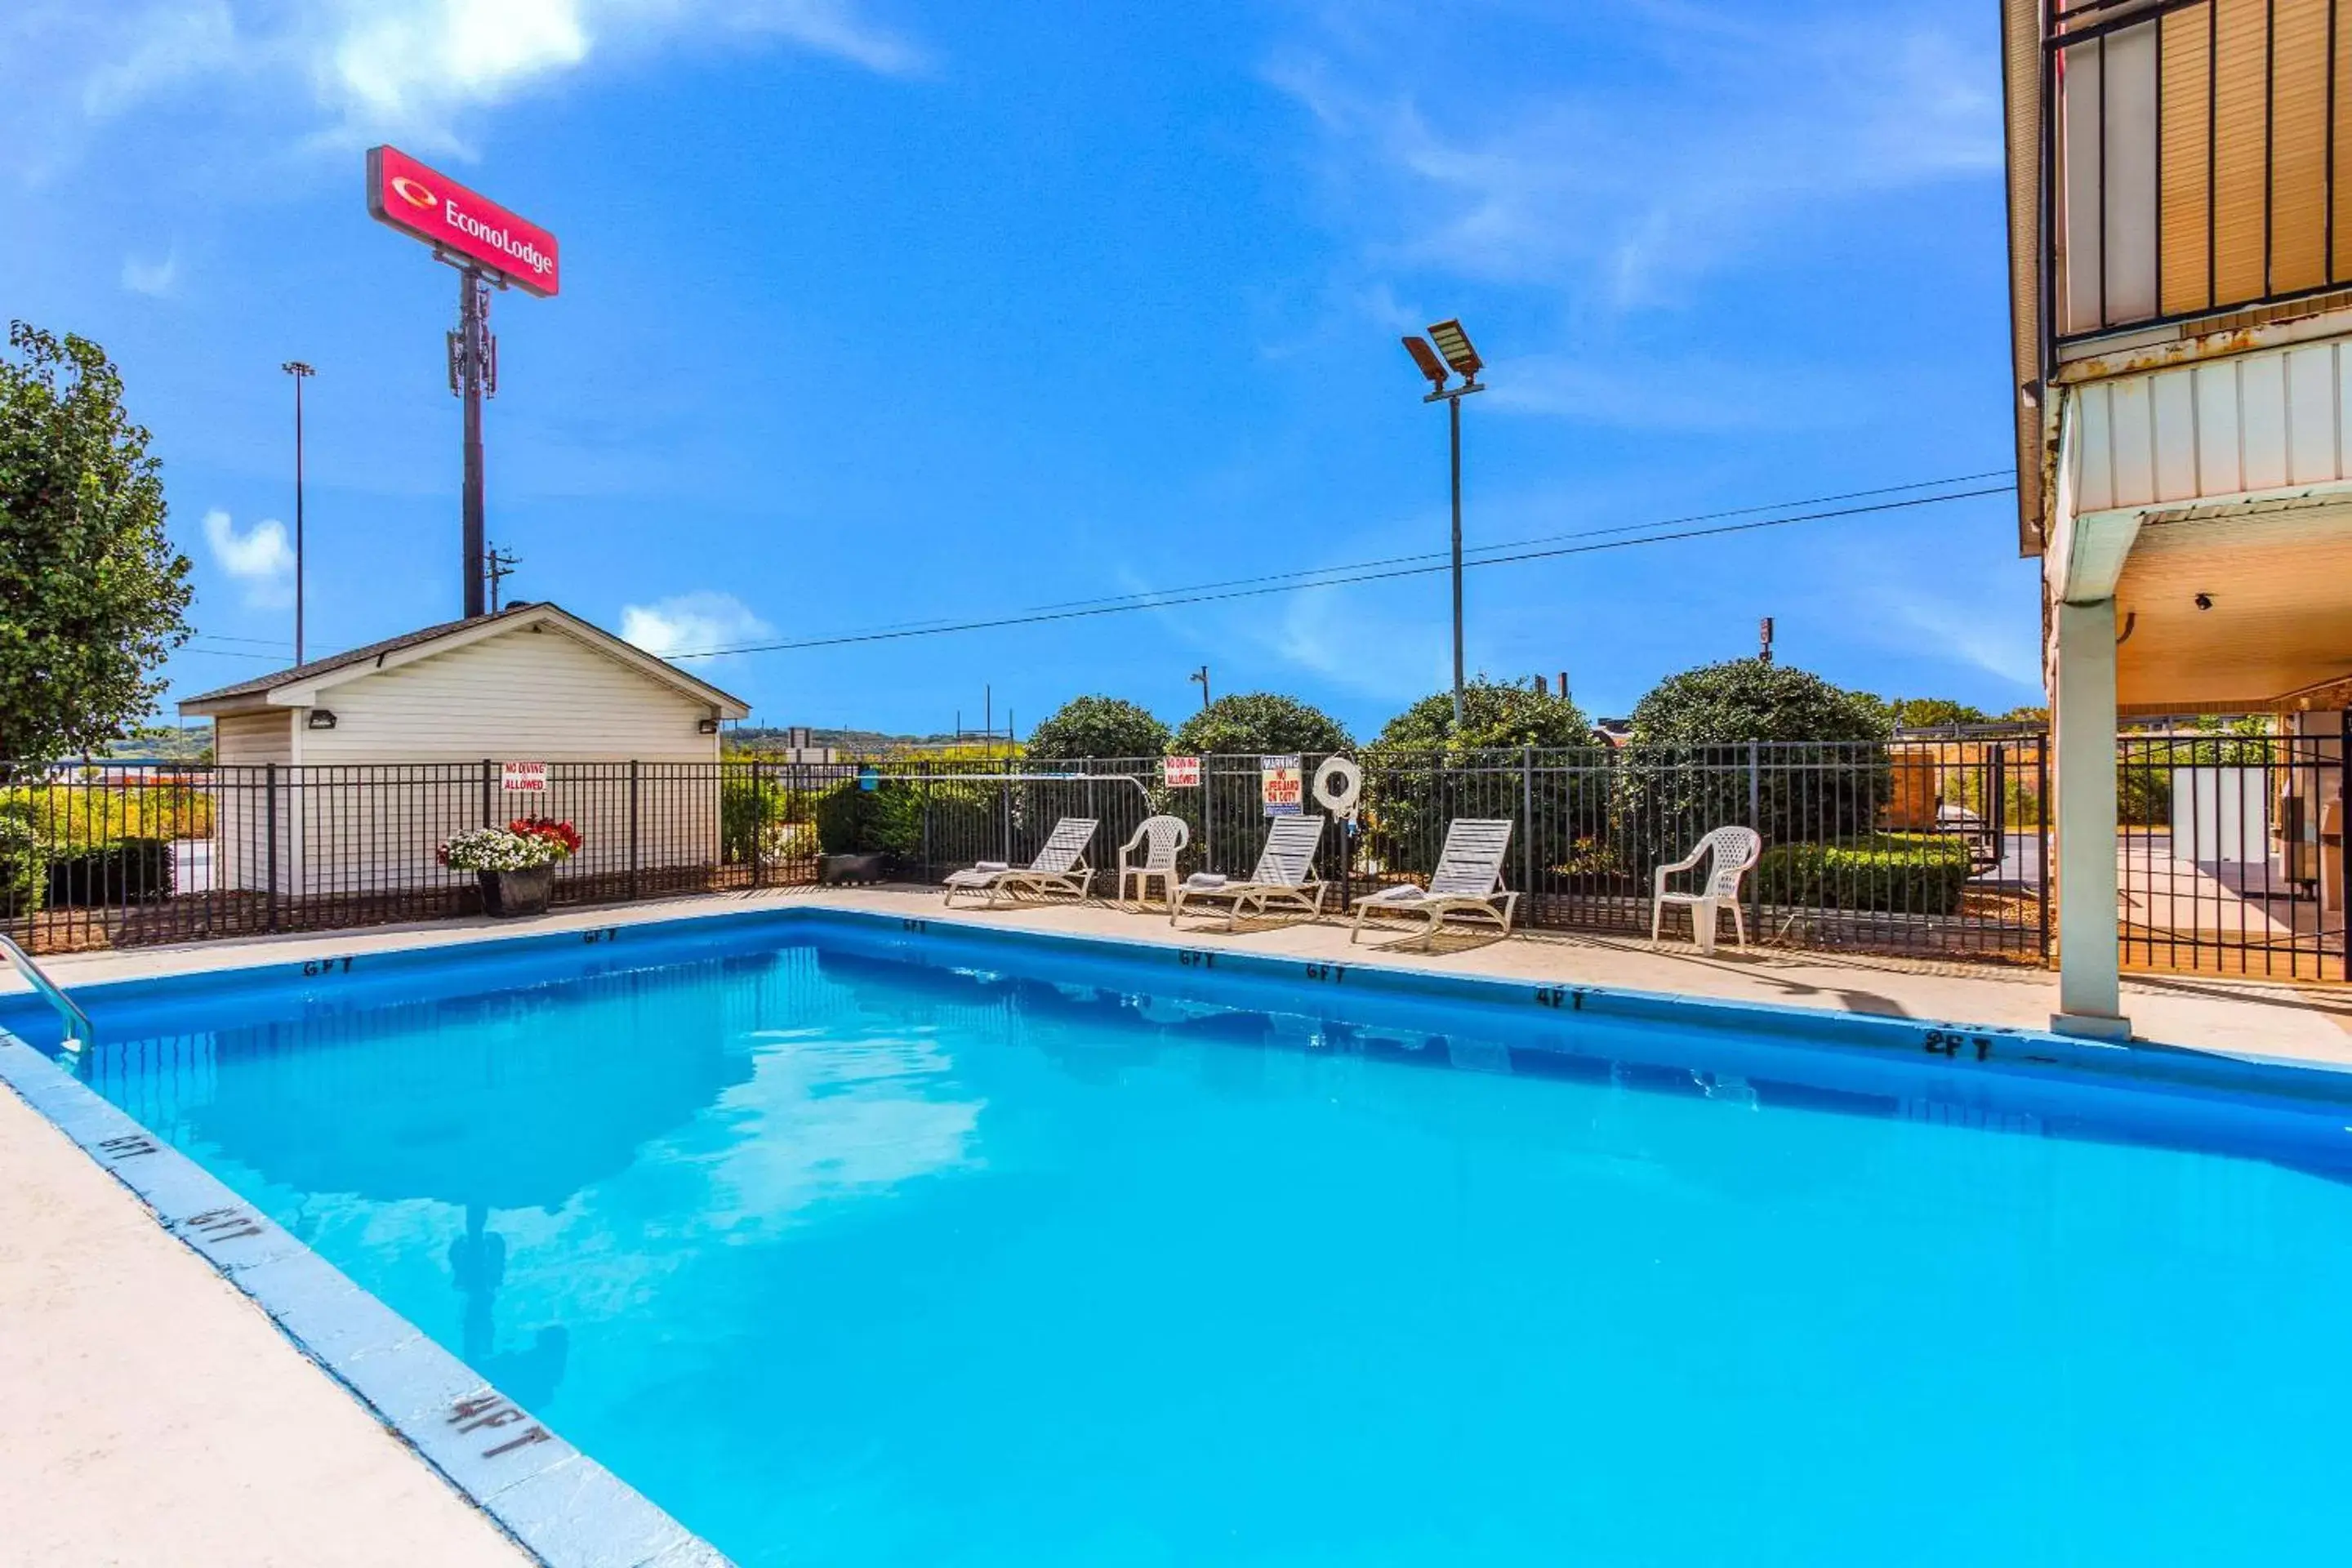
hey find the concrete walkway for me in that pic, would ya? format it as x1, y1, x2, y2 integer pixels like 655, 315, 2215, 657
7, 881, 2352, 1565
0, 1083, 531, 1567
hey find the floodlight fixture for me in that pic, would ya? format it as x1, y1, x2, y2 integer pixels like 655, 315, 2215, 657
1425, 318, 1482, 381
1402, 335, 1450, 391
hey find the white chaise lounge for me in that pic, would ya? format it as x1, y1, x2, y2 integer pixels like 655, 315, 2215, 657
943, 817, 1098, 908
1169, 814, 1327, 930
1350, 817, 1519, 944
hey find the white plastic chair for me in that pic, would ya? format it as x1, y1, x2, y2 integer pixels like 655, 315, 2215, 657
1651, 826, 1762, 953
1116, 814, 1192, 910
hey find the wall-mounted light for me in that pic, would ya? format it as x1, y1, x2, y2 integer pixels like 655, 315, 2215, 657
697, 717, 720, 734
306, 709, 338, 729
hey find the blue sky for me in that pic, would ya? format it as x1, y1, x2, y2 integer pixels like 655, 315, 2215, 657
3, 0, 2035, 740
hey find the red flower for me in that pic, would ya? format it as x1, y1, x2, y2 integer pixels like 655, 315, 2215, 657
508, 816, 584, 854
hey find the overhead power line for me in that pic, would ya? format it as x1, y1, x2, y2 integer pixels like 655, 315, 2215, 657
1004, 468, 2016, 621
666, 474, 2015, 661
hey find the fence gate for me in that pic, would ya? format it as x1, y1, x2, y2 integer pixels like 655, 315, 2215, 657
2116, 732, 2347, 982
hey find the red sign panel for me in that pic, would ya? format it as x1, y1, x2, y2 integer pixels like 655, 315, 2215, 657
367, 145, 560, 297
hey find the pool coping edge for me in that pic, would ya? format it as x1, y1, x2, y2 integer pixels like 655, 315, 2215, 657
15, 894, 2352, 1110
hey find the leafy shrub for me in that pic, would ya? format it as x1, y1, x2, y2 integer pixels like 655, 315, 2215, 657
1173, 693, 1352, 756
721, 775, 793, 863
1026, 697, 1169, 761
1361, 680, 1605, 880
1754, 834, 1971, 915
1633, 659, 1891, 746
44, 835, 172, 906
1620, 662, 1892, 860
816, 777, 991, 862
0, 799, 41, 918
2, 780, 215, 846
1374, 677, 1592, 752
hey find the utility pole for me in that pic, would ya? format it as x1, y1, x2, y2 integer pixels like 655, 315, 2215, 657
484, 545, 521, 612
281, 361, 314, 663
1190, 665, 1210, 710
448, 268, 497, 617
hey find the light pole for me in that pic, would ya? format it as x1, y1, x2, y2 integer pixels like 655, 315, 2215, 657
281, 361, 315, 665
1401, 320, 1486, 731
1189, 665, 1210, 710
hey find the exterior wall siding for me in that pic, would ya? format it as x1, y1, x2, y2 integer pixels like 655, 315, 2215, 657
2069, 338, 2352, 511
297, 627, 719, 763
210, 628, 723, 897
212, 711, 294, 895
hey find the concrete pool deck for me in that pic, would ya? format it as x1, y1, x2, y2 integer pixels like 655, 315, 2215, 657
8, 882, 2352, 1563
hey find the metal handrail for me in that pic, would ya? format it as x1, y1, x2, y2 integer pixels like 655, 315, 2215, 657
0, 932, 92, 1053
914, 771, 1153, 804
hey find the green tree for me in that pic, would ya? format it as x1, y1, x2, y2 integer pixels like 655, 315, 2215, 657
1374, 676, 1592, 755
1, 323, 191, 763
1875, 697, 1993, 730
1173, 692, 1352, 755
1025, 695, 1170, 760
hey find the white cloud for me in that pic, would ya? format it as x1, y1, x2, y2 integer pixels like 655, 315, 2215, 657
620, 590, 773, 660
13, 0, 923, 166
120, 248, 179, 296
1269, 5, 1999, 312
200, 507, 295, 608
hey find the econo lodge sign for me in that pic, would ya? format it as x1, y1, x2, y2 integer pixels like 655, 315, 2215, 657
366, 145, 560, 296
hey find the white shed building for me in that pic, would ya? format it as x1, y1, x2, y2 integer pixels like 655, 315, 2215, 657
178, 602, 751, 902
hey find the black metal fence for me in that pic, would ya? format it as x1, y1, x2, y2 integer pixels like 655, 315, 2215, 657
2118, 731, 2349, 981
0, 760, 849, 954
0, 743, 2051, 964
885, 744, 2049, 962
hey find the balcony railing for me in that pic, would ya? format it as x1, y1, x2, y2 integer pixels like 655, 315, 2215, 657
2048, 0, 2352, 345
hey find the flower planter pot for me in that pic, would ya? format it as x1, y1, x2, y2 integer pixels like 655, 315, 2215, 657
477, 865, 556, 917
818, 852, 889, 885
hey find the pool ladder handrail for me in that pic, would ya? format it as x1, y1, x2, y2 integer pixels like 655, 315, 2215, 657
0, 932, 91, 1053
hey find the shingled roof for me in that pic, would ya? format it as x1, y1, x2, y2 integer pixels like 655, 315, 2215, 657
177, 601, 749, 716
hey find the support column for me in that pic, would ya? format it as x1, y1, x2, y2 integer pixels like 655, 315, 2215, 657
2052, 597, 2130, 1040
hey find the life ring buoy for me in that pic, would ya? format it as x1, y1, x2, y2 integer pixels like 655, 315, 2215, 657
1313, 756, 1363, 816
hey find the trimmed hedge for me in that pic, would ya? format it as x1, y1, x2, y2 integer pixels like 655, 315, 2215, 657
44, 836, 173, 906
1753, 834, 1971, 916
0, 800, 40, 918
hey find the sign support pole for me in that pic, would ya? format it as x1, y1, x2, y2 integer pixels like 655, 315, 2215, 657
458, 265, 489, 619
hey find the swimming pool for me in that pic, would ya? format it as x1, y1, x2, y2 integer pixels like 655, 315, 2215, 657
9, 907, 2352, 1566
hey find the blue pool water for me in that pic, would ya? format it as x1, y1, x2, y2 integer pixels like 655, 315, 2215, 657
15, 912, 2352, 1565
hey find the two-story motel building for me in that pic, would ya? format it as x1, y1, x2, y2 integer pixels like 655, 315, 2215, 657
2006, 0, 2352, 1034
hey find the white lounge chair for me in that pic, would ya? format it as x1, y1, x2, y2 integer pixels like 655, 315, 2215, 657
1651, 826, 1762, 953
943, 817, 1098, 907
1116, 814, 1191, 910
1169, 814, 1327, 929
1350, 817, 1519, 944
